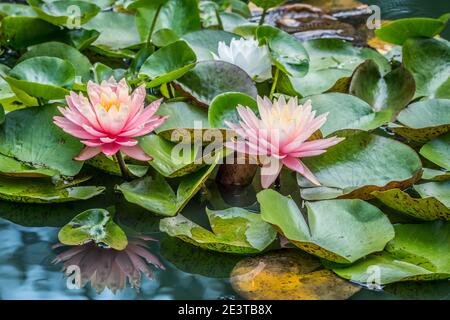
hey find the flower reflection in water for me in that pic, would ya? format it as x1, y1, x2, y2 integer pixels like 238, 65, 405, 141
52, 235, 164, 294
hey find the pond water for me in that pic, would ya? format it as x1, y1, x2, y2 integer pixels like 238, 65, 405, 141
0, 0, 449, 300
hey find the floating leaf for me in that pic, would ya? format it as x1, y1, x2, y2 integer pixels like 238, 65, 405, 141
349, 60, 415, 117
86, 154, 148, 178
66, 28, 100, 51
182, 29, 237, 61
58, 208, 127, 250
375, 16, 450, 45
4, 57, 75, 100
0, 153, 58, 178
420, 133, 450, 170
403, 38, 450, 99
389, 99, 450, 144
330, 222, 450, 284
415, 181, 450, 207
297, 132, 422, 200
230, 250, 360, 300
159, 207, 277, 254
0, 105, 84, 177
0, 3, 37, 16
257, 25, 309, 77
117, 161, 217, 216
174, 60, 257, 107
258, 190, 394, 263
151, 28, 179, 47
139, 40, 197, 87
251, 0, 286, 10
0, 176, 104, 204
422, 168, 450, 182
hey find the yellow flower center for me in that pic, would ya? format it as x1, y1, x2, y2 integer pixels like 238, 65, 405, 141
100, 93, 120, 111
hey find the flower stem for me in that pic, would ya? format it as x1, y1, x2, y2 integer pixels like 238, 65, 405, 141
269, 68, 280, 99
146, 4, 163, 48
258, 8, 268, 26
116, 152, 131, 181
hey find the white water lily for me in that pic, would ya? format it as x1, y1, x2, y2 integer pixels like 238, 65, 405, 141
214, 38, 272, 82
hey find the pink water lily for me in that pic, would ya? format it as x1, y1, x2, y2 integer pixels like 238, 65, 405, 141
53, 77, 167, 161
225, 96, 344, 188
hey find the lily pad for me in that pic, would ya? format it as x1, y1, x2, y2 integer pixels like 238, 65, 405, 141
0, 105, 84, 177
58, 208, 127, 250
415, 181, 450, 207
208, 92, 258, 129
349, 60, 415, 117
301, 93, 391, 137
420, 133, 450, 170
0, 153, 58, 178
297, 131, 422, 200
18, 41, 92, 82
257, 25, 309, 77
422, 168, 450, 182
27, 0, 100, 26
258, 190, 394, 263
330, 222, 450, 284
182, 29, 236, 61
159, 207, 277, 254
117, 161, 217, 217
174, 60, 257, 107
139, 40, 197, 87
372, 183, 450, 221
0, 176, 104, 204
389, 99, 450, 144
230, 250, 360, 300
403, 38, 450, 99
65, 28, 100, 51
251, 0, 286, 10
151, 28, 179, 47
4, 57, 75, 100
0, 3, 37, 16
375, 16, 450, 45
86, 154, 149, 178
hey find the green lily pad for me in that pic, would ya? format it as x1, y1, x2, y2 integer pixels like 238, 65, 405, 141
330, 222, 450, 284
139, 40, 197, 87
258, 189, 394, 263
159, 207, 277, 254
18, 41, 92, 82
0, 3, 37, 16
86, 154, 149, 178
208, 92, 258, 129
415, 181, 450, 207
27, 0, 100, 26
251, 0, 286, 9
0, 153, 58, 178
389, 99, 450, 143
0, 105, 84, 177
58, 208, 127, 250
301, 93, 391, 137
297, 132, 422, 200
0, 176, 104, 204
154, 101, 211, 143
375, 15, 450, 45
403, 38, 450, 99
151, 28, 179, 47
257, 25, 309, 77
4, 57, 75, 100
349, 60, 415, 117
117, 161, 217, 217
420, 133, 450, 170
182, 29, 236, 61
174, 60, 257, 107
284, 38, 389, 97
65, 28, 100, 51
422, 168, 450, 182
372, 183, 450, 221
92, 63, 126, 83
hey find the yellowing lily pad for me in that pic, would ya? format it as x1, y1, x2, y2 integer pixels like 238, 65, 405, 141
159, 207, 277, 254
258, 189, 395, 263
230, 250, 360, 300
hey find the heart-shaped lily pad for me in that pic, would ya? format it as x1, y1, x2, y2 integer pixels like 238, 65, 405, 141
27, 0, 100, 26
389, 99, 450, 144
4, 56, 75, 100
297, 131, 422, 200
301, 93, 391, 137
349, 60, 415, 117
18, 41, 92, 82
182, 29, 237, 61
208, 92, 258, 129
257, 25, 309, 77
372, 181, 450, 221
117, 161, 217, 216
173, 60, 257, 107
420, 133, 450, 170
403, 38, 450, 99
330, 222, 450, 284
159, 207, 277, 254
0, 105, 84, 177
230, 250, 360, 300
0, 153, 58, 178
139, 40, 197, 87
58, 208, 127, 250
258, 189, 395, 263
375, 15, 450, 45
0, 176, 104, 203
